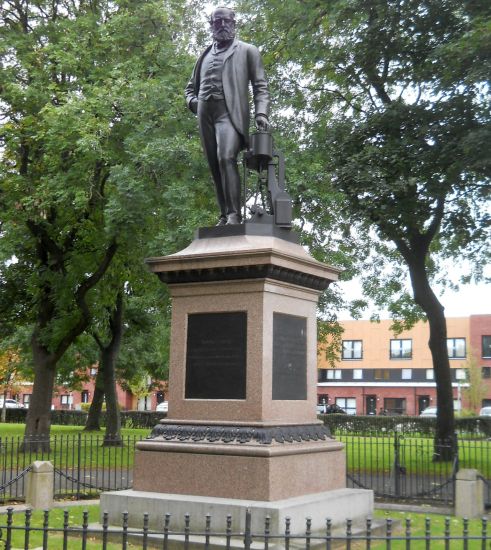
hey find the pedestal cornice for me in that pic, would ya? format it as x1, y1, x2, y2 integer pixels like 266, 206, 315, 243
146, 234, 340, 291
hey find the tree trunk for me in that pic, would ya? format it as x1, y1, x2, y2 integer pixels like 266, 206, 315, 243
22, 341, 57, 452
21, 237, 117, 448
92, 291, 124, 447
102, 344, 123, 447
84, 367, 105, 431
406, 254, 456, 460
1, 390, 7, 423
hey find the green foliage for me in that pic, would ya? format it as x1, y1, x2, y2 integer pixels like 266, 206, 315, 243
0, 1, 215, 433
237, 0, 490, 318
2, 408, 166, 428
463, 353, 486, 412
236, 0, 490, 443
319, 414, 491, 438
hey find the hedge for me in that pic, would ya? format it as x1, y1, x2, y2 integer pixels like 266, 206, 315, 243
319, 413, 491, 438
3, 409, 490, 437
2, 408, 167, 429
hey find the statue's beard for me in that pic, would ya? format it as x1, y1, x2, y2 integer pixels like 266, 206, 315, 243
213, 27, 235, 43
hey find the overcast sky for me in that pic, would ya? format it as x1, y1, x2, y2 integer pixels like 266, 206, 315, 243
338, 278, 490, 320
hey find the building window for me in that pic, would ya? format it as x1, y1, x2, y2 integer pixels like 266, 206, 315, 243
353, 369, 363, 380
426, 369, 434, 380
327, 369, 342, 380
390, 339, 412, 359
401, 369, 412, 380
318, 369, 342, 382
483, 367, 491, 379
455, 369, 467, 381
342, 340, 362, 360
90, 367, 97, 376
335, 397, 356, 415
374, 369, 390, 380
384, 398, 406, 415
60, 394, 72, 407
81, 390, 89, 403
483, 336, 491, 359
22, 394, 30, 407
447, 338, 466, 359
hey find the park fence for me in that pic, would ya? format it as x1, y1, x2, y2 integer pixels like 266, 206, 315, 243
342, 433, 491, 506
0, 432, 490, 506
0, 508, 490, 549
0, 434, 142, 502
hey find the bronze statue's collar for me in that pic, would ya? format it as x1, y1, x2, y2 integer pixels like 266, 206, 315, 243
213, 38, 234, 53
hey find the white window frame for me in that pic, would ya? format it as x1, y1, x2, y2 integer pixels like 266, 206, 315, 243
455, 369, 467, 381
482, 336, 491, 359
335, 397, 356, 415
327, 369, 342, 380
447, 338, 466, 359
390, 339, 412, 359
342, 340, 363, 360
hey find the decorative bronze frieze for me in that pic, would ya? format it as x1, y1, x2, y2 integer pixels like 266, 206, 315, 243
148, 423, 332, 444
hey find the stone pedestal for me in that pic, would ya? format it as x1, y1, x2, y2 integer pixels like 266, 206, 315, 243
26, 460, 54, 510
101, 227, 373, 535
101, 488, 374, 534
133, 438, 345, 501
455, 469, 484, 518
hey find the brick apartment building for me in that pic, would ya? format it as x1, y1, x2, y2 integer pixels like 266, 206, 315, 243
317, 314, 491, 416
11, 368, 167, 412
6, 315, 490, 415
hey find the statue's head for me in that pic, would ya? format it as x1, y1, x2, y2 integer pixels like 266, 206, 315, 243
210, 7, 236, 43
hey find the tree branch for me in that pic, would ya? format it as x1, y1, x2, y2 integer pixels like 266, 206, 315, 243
51, 239, 118, 364
26, 219, 66, 272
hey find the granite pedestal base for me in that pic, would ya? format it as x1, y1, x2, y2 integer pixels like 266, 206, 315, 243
100, 487, 374, 535
133, 432, 345, 501
100, 230, 374, 540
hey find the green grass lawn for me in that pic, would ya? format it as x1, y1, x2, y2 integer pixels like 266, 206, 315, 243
0, 505, 141, 549
0, 423, 149, 438
0, 505, 488, 549
370, 509, 490, 549
0, 423, 148, 470
339, 434, 491, 476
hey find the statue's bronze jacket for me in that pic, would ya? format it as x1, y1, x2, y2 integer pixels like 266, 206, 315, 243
185, 39, 270, 147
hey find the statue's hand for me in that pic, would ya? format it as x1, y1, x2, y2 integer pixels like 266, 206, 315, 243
190, 98, 198, 114
255, 114, 269, 132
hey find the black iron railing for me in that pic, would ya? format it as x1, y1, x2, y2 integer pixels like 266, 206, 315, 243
1, 432, 491, 506
340, 432, 491, 505
0, 434, 142, 502
0, 508, 490, 550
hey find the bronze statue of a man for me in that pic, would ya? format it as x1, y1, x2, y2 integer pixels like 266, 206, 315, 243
185, 7, 271, 225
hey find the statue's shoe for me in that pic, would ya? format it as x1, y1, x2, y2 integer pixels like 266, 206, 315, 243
226, 213, 242, 225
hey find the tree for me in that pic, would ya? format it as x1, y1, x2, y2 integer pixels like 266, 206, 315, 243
0, 347, 21, 422
88, 291, 124, 445
83, 268, 171, 438
238, 0, 490, 456
0, 0, 211, 448
462, 354, 485, 413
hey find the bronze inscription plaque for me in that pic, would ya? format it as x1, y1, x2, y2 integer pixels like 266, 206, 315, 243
272, 312, 307, 400
185, 311, 247, 399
